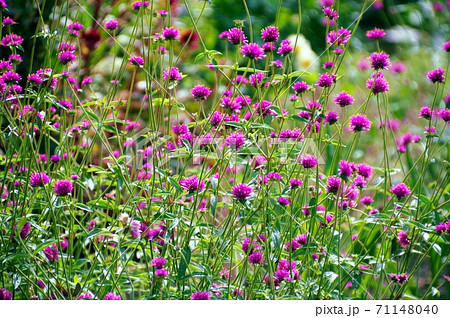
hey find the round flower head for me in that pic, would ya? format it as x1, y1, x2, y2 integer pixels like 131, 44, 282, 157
419, 106, 432, 119
334, 91, 354, 107
191, 85, 211, 101
366, 72, 389, 94
316, 73, 335, 87
103, 292, 122, 300
227, 27, 247, 45
369, 52, 390, 70
130, 220, 141, 238
324, 111, 339, 124
151, 257, 167, 269
366, 28, 385, 40
163, 67, 183, 81
278, 197, 290, 206
326, 176, 341, 193
390, 183, 411, 199
349, 114, 371, 132
0, 288, 12, 300
53, 179, 73, 196
249, 251, 263, 264
232, 183, 253, 200
44, 244, 58, 262
261, 26, 279, 42
191, 291, 210, 300
132, 1, 149, 9
391, 61, 406, 74
30, 172, 50, 187
225, 131, 246, 150
129, 56, 144, 67
299, 154, 318, 169
155, 269, 169, 277
289, 178, 303, 188
105, 20, 119, 30
277, 39, 293, 56
438, 109, 450, 122
426, 68, 445, 84
397, 231, 410, 248
240, 43, 265, 60
162, 27, 179, 40
180, 176, 205, 192
57, 51, 76, 64
292, 81, 309, 94
1, 34, 23, 47
443, 40, 450, 52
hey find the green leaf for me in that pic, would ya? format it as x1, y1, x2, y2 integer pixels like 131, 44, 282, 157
168, 177, 183, 192
210, 194, 218, 217
177, 246, 191, 281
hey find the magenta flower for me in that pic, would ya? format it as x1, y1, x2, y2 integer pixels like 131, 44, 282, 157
1, 34, 23, 47
390, 273, 408, 284
278, 197, 290, 206
105, 20, 119, 30
162, 27, 179, 40
334, 91, 354, 107
366, 72, 389, 94
254, 100, 276, 117
129, 56, 144, 67
30, 172, 50, 187
443, 40, 450, 52
418, 106, 432, 119
130, 220, 141, 238
44, 244, 58, 262
324, 111, 339, 124
261, 26, 279, 42
397, 231, 410, 248
277, 39, 293, 56
132, 1, 149, 10
155, 269, 169, 277
248, 251, 263, 264
240, 43, 265, 60
349, 114, 371, 132
191, 291, 210, 300
0, 288, 12, 300
53, 179, 73, 196
190, 85, 211, 101
369, 52, 390, 70
298, 154, 318, 169
232, 183, 253, 200
103, 292, 122, 300
209, 111, 223, 126
163, 67, 183, 81
438, 109, 450, 122
289, 178, 303, 188
227, 27, 246, 45
67, 22, 83, 36
180, 176, 205, 192
366, 27, 385, 39
426, 68, 445, 84
151, 257, 167, 269
316, 73, 335, 87
225, 131, 246, 150
390, 183, 411, 199
292, 81, 309, 94
326, 176, 341, 193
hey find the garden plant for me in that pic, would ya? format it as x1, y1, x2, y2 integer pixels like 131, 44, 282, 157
0, 0, 449, 300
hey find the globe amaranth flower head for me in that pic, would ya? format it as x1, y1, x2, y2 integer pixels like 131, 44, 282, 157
397, 230, 410, 248
277, 39, 293, 56
44, 244, 58, 262
191, 291, 210, 300
180, 176, 205, 192
278, 197, 290, 206
0, 288, 12, 300
292, 81, 309, 94
1, 34, 23, 47
254, 100, 276, 117
232, 183, 253, 200
103, 292, 122, 300
151, 257, 167, 269
57, 51, 76, 65
333, 91, 354, 107
390, 182, 411, 199
53, 179, 73, 196
366, 72, 389, 94
240, 43, 265, 60
132, 1, 149, 9
191, 85, 211, 101
67, 22, 83, 37
227, 27, 247, 45
298, 153, 318, 168
438, 108, 450, 122
316, 73, 335, 87
261, 26, 279, 42
390, 273, 408, 284
326, 176, 341, 193
129, 56, 144, 67
105, 19, 119, 30
349, 114, 371, 132
289, 178, 303, 188
418, 106, 432, 119
366, 28, 385, 40
435, 221, 450, 235
225, 131, 246, 150
324, 111, 339, 125
426, 68, 445, 84
326, 28, 351, 46
162, 27, 179, 40
30, 172, 50, 187
163, 67, 183, 81
369, 52, 390, 70
130, 220, 141, 238
443, 40, 450, 52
